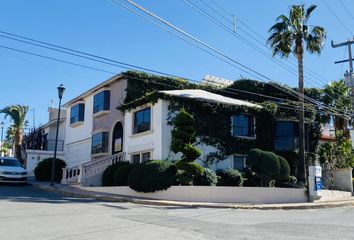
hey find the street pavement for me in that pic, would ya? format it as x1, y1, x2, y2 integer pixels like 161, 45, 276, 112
1, 185, 354, 240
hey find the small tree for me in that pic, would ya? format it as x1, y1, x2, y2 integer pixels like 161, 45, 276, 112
171, 108, 203, 185
0, 105, 29, 163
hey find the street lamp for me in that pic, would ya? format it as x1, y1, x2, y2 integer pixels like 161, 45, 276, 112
0, 121, 4, 157
50, 84, 65, 187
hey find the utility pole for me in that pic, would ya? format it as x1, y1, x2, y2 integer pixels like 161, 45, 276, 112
332, 38, 354, 140
332, 38, 354, 108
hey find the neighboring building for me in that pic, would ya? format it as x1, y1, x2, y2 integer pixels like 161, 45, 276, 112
201, 75, 234, 88
25, 107, 66, 175
319, 123, 336, 144
62, 74, 127, 168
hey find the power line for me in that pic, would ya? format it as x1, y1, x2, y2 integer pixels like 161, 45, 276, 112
183, 0, 346, 104
116, 0, 345, 115
206, 0, 332, 87
1, 42, 344, 116
190, 1, 340, 91
0, 45, 117, 75
339, 0, 354, 20
321, 0, 353, 35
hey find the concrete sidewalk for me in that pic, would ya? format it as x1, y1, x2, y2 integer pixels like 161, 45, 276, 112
29, 181, 354, 210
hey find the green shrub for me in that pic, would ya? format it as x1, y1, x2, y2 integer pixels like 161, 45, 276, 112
246, 148, 263, 168
34, 158, 66, 182
276, 151, 298, 176
243, 168, 260, 187
102, 161, 129, 186
216, 169, 243, 186
194, 168, 218, 186
276, 156, 290, 182
175, 161, 204, 185
128, 160, 177, 192
258, 151, 280, 186
113, 163, 136, 186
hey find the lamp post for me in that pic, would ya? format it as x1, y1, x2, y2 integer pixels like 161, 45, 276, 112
50, 84, 65, 187
0, 121, 4, 157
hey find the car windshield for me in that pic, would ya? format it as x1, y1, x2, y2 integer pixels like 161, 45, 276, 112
0, 159, 21, 167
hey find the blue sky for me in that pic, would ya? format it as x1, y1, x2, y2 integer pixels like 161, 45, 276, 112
0, 0, 353, 133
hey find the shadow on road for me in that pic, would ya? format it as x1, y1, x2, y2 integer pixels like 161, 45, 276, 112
0, 184, 98, 204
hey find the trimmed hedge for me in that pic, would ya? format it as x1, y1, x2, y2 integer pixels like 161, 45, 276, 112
276, 156, 290, 182
102, 161, 129, 186
216, 169, 243, 186
246, 149, 293, 187
175, 160, 204, 185
128, 160, 177, 192
34, 158, 66, 182
194, 168, 218, 186
113, 163, 136, 186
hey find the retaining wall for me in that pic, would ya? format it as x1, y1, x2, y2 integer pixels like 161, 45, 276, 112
84, 186, 308, 204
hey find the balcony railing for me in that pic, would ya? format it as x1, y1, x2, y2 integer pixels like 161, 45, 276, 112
26, 139, 64, 152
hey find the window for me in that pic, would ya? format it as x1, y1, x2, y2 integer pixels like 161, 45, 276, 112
141, 152, 151, 162
93, 90, 110, 114
275, 121, 298, 151
233, 155, 246, 171
91, 132, 109, 154
231, 114, 255, 138
133, 107, 151, 134
132, 154, 140, 164
70, 103, 85, 124
131, 152, 151, 163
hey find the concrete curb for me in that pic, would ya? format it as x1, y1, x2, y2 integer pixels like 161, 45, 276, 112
30, 182, 354, 210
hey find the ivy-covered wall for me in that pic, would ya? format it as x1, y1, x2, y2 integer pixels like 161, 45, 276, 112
118, 70, 323, 169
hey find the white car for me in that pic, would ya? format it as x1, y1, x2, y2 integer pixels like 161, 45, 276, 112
0, 157, 27, 184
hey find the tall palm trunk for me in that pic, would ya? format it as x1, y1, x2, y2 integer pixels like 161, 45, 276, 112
296, 47, 306, 185
14, 128, 23, 163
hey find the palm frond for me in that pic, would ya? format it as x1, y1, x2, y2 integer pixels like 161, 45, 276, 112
305, 5, 317, 23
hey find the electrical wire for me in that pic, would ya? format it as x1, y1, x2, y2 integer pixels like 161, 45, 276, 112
185, 0, 344, 101
1, 42, 343, 116
115, 0, 349, 116
321, 0, 353, 35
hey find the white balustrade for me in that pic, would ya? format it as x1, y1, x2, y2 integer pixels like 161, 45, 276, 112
61, 152, 126, 185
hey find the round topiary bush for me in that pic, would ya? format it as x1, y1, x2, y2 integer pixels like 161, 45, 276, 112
276, 156, 291, 182
194, 168, 218, 186
34, 158, 66, 182
175, 160, 204, 185
128, 160, 177, 192
246, 148, 263, 168
113, 163, 136, 186
216, 169, 243, 186
258, 151, 281, 186
102, 161, 129, 186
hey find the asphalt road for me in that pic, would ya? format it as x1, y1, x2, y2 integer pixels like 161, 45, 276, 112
1, 185, 354, 240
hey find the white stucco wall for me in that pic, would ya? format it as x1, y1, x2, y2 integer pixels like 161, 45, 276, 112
124, 99, 164, 161
124, 99, 237, 171
26, 150, 65, 176
64, 95, 93, 167
85, 186, 308, 204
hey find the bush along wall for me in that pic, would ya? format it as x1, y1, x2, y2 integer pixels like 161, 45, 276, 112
128, 160, 177, 192
102, 161, 129, 186
34, 158, 66, 182
245, 149, 294, 187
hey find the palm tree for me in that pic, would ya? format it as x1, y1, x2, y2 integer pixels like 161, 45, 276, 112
0, 105, 29, 163
268, 5, 326, 184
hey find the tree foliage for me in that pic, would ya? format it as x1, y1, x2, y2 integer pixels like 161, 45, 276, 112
0, 105, 28, 162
